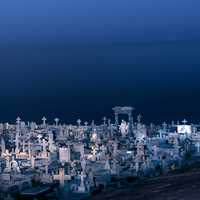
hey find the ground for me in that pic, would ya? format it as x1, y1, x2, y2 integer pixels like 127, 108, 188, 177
89, 170, 200, 200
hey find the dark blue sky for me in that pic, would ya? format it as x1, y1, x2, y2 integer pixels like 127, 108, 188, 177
1, 0, 200, 44
0, 0, 200, 124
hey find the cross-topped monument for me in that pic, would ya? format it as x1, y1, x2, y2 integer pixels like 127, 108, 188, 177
42, 117, 47, 126
77, 119, 82, 126
54, 118, 59, 126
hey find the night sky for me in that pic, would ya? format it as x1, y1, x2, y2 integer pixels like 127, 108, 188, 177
0, 0, 200, 124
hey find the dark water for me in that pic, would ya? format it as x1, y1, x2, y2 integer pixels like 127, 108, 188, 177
0, 41, 200, 124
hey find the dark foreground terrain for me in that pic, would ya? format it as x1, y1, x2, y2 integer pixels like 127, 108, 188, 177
89, 171, 200, 200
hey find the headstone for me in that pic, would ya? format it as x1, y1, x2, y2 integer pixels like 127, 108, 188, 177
59, 147, 70, 163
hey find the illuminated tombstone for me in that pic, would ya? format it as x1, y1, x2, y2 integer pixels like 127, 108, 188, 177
91, 128, 98, 142
59, 147, 71, 163
177, 119, 192, 138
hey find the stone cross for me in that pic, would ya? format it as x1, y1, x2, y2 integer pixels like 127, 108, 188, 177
77, 119, 81, 126
53, 168, 71, 188
42, 117, 47, 126
182, 119, 187, 125
54, 118, 59, 126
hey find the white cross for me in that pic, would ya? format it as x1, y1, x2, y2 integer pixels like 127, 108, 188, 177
42, 117, 47, 125
77, 119, 81, 126
54, 118, 59, 126
182, 119, 187, 125
53, 168, 71, 187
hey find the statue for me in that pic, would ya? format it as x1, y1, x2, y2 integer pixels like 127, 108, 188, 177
119, 120, 128, 137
